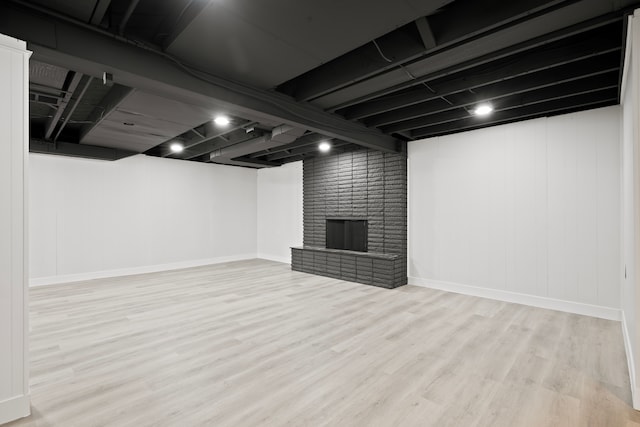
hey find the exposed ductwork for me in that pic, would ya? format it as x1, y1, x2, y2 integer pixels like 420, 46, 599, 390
209, 125, 307, 167
270, 125, 307, 144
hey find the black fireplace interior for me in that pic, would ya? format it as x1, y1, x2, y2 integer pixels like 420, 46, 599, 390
326, 219, 368, 252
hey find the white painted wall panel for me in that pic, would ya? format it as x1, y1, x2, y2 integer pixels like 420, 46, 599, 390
257, 161, 303, 264
409, 106, 621, 310
29, 154, 258, 282
621, 11, 640, 408
597, 121, 621, 309
0, 33, 30, 424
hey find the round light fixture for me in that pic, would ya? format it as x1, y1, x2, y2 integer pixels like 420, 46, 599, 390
473, 103, 494, 116
319, 141, 331, 153
170, 142, 184, 153
214, 115, 230, 126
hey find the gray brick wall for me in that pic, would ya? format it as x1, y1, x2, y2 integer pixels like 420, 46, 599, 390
294, 148, 407, 288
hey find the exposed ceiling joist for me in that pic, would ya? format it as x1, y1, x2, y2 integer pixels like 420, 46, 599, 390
313, 0, 635, 110
80, 84, 133, 142
89, 0, 112, 26
415, 17, 437, 50
13, 0, 637, 166
167, 125, 252, 158
275, 0, 583, 103
205, 124, 308, 167
410, 88, 618, 139
161, 0, 212, 50
426, 0, 580, 45
382, 74, 618, 134
266, 141, 350, 162
366, 55, 620, 129
341, 24, 621, 121
143, 116, 246, 159
52, 76, 94, 142
175, 124, 260, 160
249, 133, 331, 159
210, 157, 281, 168
44, 71, 82, 140
276, 23, 427, 101
327, 11, 625, 113
0, 1, 402, 154
118, 0, 141, 36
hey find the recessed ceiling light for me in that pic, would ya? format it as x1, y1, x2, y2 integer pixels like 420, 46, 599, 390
170, 142, 184, 153
319, 141, 331, 152
214, 115, 230, 126
473, 104, 493, 116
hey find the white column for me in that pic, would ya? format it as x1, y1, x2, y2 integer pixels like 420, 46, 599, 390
621, 8, 640, 411
0, 34, 31, 424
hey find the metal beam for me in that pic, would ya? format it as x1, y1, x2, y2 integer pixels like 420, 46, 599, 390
44, 71, 82, 140
410, 88, 618, 139
89, 0, 112, 26
30, 138, 136, 160
341, 24, 621, 120
79, 84, 133, 142
52, 76, 93, 142
0, 2, 401, 153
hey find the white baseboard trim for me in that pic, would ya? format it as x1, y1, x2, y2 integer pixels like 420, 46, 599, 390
408, 277, 621, 321
257, 254, 291, 265
29, 254, 257, 287
0, 394, 30, 425
622, 311, 640, 410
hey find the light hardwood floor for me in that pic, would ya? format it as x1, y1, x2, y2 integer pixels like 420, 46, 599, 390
6, 259, 640, 426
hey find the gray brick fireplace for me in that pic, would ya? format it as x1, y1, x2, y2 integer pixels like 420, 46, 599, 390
291, 148, 407, 288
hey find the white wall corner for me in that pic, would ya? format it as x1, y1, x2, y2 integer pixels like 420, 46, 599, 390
409, 277, 622, 321
0, 394, 30, 425
257, 254, 291, 265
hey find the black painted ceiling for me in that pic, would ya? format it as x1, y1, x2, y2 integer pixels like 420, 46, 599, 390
2, 0, 637, 167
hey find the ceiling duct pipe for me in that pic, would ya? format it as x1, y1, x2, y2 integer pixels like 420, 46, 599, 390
209, 125, 306, 167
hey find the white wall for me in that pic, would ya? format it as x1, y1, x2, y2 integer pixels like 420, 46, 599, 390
29, 154, 258, 285
621, 10, 640, 409
409, 106, 621, 319
257, 161, 303, 263
0, 34, 30, 424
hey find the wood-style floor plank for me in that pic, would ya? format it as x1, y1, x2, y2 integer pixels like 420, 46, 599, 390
6, 259, 639, 426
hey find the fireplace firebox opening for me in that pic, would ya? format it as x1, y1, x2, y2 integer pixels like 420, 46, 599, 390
326, 219, 368, 252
